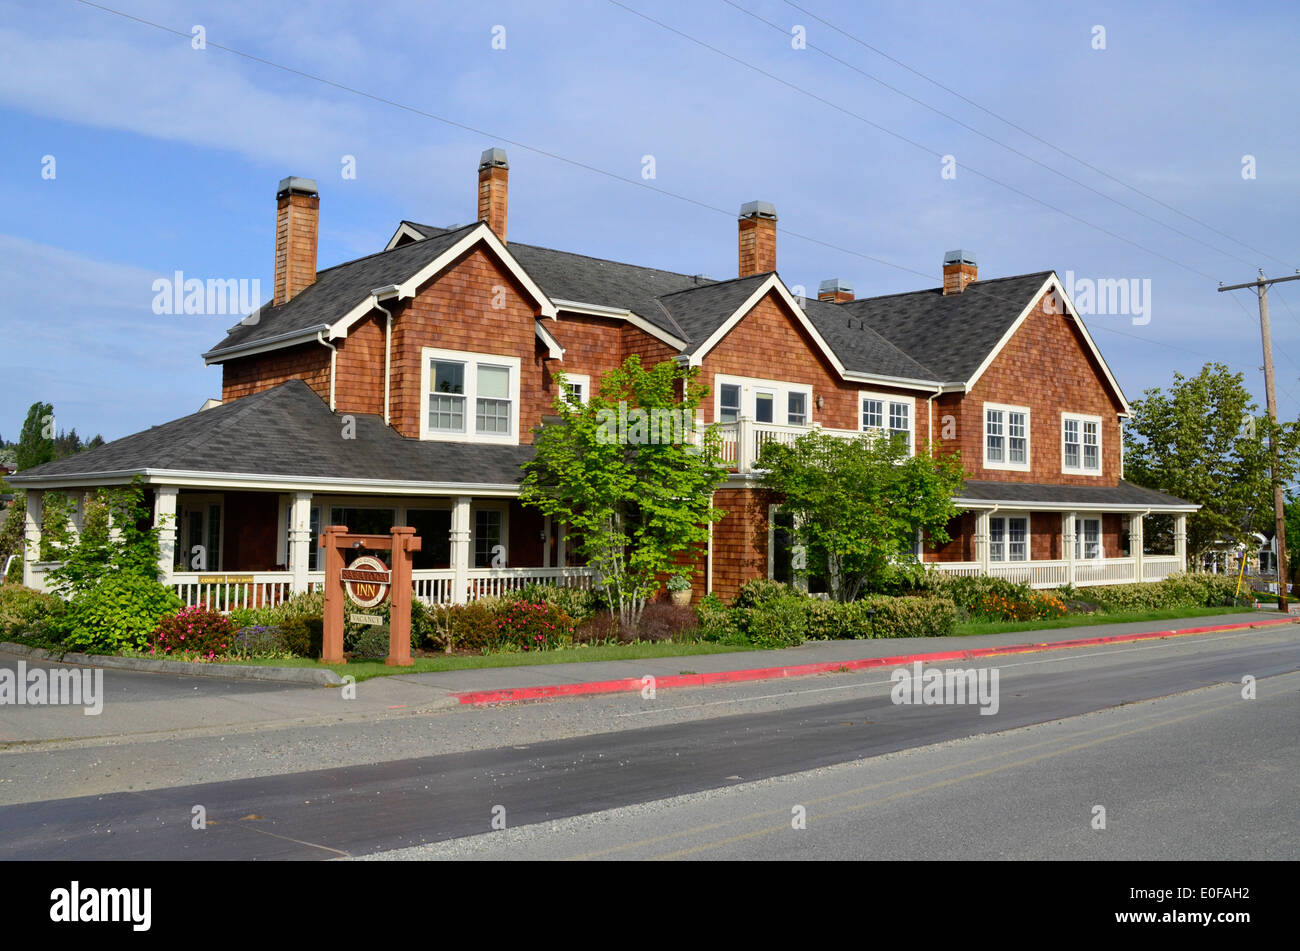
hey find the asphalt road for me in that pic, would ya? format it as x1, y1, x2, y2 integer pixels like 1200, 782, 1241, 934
0, 627, 1295, 860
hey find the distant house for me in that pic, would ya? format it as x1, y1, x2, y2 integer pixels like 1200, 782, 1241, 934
11, 149, 1197, 606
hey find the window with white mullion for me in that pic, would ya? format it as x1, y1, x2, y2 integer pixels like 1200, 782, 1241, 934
859, 391, 915, 453
989, 516, 1029, 562
1074, 517, 1102, 560
984, 403, 1030, 470
422, 347, 521, 443
1062, 413, 1102, 474
428, 360, 466, 433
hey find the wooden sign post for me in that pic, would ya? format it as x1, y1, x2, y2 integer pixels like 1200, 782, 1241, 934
320, 525, 421, 666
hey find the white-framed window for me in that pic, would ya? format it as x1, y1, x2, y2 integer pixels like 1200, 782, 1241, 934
562, 373, 590, 406
1062, 412, 1102, 475
714, 374, 814, 427
1075, 517, 1102, 560
420, 347, 522, 443
176, 496, 223, 571
859, 390, 915, 453
989, 515, 1028, 562
984, 402, 1030, 471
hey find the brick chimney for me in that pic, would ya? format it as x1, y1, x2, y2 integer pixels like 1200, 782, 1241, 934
478, 147, 509, 241
942, 249, 977, 295
273, 177, 319, 307
818, 278, 854, 303
738, 200, 777, 277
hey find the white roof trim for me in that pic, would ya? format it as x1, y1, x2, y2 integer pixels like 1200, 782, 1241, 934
329, 224, 558, 341
202, 324, 331, 365
384, 222, 428, 250
551, 298, 689, 351
686, 276, 847, 375
954, 497, 1198, 513
9, 466, 523, 497
535, 320, 564, 359
964, 273, 1132, 416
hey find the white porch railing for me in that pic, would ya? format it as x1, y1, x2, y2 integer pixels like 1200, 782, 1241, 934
171, 567, 598, 610
714, 419, 860, 471
931, 556, 1181, 589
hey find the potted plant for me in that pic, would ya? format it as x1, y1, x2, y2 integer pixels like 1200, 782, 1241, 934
667, 573, 692, 607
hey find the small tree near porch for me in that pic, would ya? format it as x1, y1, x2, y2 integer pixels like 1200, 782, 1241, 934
757, 430, 965, 602
521, 356, 728, 629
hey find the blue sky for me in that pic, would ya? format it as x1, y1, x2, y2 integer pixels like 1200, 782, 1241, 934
1, 0, 1297, 442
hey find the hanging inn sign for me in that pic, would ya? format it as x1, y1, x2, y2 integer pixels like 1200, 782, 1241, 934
319, 525, 422, 666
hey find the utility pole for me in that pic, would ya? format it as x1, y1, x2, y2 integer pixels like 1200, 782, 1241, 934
1219, 270, 1300, 612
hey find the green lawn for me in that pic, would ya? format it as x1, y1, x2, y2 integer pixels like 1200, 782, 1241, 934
953, 604, 1258, 638
231, 640, 756, 682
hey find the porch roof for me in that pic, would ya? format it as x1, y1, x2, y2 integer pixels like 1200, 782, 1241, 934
956, 479, 1197, 512
8, 380, 535, 492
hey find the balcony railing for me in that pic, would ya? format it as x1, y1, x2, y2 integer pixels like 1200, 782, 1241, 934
714, 418, 861, 471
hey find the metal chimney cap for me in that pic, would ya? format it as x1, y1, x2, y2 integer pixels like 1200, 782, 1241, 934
943, 249, 977, 266
479, 147, 509, 170
276, 176, 319, 198
739, 200, 777, 220
818, 278, 853, 294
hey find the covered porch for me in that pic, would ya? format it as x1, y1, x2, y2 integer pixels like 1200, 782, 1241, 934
923, 480, 1196, 589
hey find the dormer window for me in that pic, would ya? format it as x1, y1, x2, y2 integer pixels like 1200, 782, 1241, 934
420, 347, 521, 444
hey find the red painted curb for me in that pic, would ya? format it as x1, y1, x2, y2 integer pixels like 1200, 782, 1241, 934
451, 615, 1298, 706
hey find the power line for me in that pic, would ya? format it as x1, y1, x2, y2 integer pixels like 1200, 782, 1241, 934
605, 0, 1223, 282
62, 0, 1258, 381
718, 0, 1259, 270
778, 0, 1293, 270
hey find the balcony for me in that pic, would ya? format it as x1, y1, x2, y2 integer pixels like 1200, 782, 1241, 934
713, 418, 861, 471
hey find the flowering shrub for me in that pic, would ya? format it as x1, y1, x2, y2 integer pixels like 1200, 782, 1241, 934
974, 590, 1067, 621
231, 624, 287, 658
492, 600, 577, 651
151, 605, 235, 660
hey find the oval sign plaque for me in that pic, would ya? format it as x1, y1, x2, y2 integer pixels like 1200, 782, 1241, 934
341, 555, 391, 608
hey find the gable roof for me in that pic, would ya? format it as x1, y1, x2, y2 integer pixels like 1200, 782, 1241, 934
205, 225, 479, 360
835, 271, 1054, 383
9, 380, 534, 490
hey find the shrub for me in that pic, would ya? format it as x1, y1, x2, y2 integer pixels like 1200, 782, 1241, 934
574, 611, 623, 644
695, 593, 741, 643
491, 600, 577, 651
151, 605, 236, 659
634, 600, 698, 642
1071, 573, 1239, 613
732, 578, 797, 609
231, 625, 287, 658
515, 583, 599, 621
862, 595, 957, 638
0, 584, 63, 640
57, 572, 183, 655
349, 625, 392, 659
737, 597, 807, 648
279, 615, 324, 658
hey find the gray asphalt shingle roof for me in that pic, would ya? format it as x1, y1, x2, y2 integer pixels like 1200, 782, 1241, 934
835, 271, 1055, 382
205, 224, 479, 355
11, 380, 534, 486
957, 479, 1196, 509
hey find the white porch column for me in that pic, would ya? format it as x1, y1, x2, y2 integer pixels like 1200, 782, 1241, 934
153, 486, 179, 584
736, 416, 755, 471
450, 495, 472, 604
974, 510, 991, 572
288, 491, 313, 594
1063, 512, 1077, 586
1174, 513, 1188, 571
1130, 513, 1145, 583
22, 490, 43, 591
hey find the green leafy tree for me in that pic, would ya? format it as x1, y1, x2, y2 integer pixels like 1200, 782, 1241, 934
521, 356, 728, 628
47, 478, 164, 597
757, 430, 965, 602
1123, 363, 1299, 563
16, 402, 56, 472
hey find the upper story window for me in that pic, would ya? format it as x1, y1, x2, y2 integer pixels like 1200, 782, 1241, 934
984, 402, 1030, 471
420, 347, 521, 444
714, 374, 813, 428
859, 391, 915, 453
1062, 413, 1102, 475
562, 373, 590, 406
